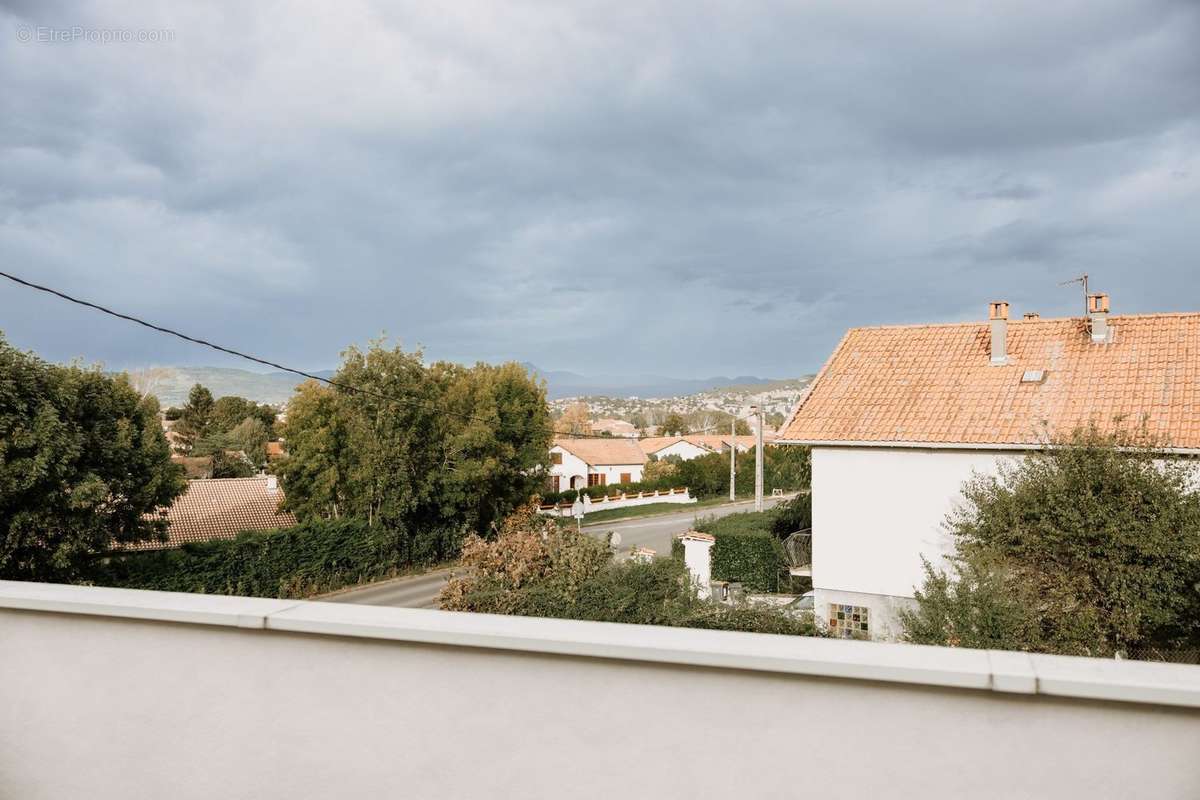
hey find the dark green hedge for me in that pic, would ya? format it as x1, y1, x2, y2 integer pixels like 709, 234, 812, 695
710, 531, 784, 592
695, 510, 787, 592
87, 519, 462, 598
540, 489, 579, 505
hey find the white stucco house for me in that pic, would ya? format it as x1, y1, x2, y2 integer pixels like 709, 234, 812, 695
638, 434, 765, 462
549, 438, 648, 491
776, 295, 1200, 640
638, 436, 717, 462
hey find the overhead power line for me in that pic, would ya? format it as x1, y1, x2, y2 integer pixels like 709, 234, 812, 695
0, 269, 629, 440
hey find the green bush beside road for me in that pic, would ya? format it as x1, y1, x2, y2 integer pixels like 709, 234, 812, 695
690, 495, 812, 592
88, 519, 462, 598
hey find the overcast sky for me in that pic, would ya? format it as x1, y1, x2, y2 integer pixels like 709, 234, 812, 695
1, 1, 1197, 378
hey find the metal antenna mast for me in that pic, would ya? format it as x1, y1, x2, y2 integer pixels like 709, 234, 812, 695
1059, 273, 1089, 316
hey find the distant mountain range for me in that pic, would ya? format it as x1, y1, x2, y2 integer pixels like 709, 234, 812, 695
520, 364, 779, 400
135, 363, 783, 406
131, 366, 335, 407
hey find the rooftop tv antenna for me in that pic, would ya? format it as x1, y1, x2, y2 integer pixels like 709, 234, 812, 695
1059, 273, 1089, 316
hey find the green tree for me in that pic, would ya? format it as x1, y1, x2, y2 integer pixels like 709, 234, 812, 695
210, 449, 255, 479
279, 341, 552, 537
173, 383, 214, 454
554, 401, 592, 436
660, 412, 688, 435
194, 417, 272, 469
226, 417, 271, 466
211, 395, 276, 434
0, 335, 186, 580
277, 380, 352, 519
901, 426, 1200, 656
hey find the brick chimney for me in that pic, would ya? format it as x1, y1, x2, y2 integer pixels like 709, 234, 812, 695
1088, 293, 1111, 343
989, 301, 1009, 365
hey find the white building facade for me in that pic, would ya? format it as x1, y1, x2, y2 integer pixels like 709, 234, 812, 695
779, 296, 1200, 641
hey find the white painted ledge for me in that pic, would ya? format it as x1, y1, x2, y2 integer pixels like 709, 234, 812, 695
3, 580, 1199, 708
0, 580, 300, 628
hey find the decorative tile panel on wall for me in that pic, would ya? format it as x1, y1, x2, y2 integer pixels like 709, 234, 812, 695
829, 604, 870, 639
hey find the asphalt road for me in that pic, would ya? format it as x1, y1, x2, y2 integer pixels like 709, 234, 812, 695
325, 495, 792, 609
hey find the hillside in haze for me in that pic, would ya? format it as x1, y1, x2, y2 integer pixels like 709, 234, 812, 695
131, 364, 792, 407
521, 363, 779, 400
129, 366, 335, 407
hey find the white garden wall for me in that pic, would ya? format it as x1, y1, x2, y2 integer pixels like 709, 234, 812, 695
2, 581, 1199, 799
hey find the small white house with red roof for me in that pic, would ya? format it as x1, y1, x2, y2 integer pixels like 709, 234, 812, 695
549, 438, 648, 491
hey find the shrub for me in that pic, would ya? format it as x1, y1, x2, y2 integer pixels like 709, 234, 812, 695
903, 425, 1200, 656
540, 489, 578, 505
770, 493, 812, 537
696, 510, 788, 592
439, 501, 611, 613
457, 555, 816, 635
710, 531, 784, 592
87, 518, 462, 598
442, 506, 817, 636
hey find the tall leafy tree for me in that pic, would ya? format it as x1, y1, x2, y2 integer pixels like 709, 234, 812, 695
277, 380, 352, 519
902, 427, 1200, 656
0, 335, 186, 580
210, 395, 276, 434
660, 412, 688, 435
554, 401, 592, 436
173, 383, 215, 454
278, 342, 552, 538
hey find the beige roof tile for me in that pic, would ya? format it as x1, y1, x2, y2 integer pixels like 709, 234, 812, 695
554, 437, 648, 466
640, 434, 771, 455
781, 313, 1200, 449
128, 476, 298, 551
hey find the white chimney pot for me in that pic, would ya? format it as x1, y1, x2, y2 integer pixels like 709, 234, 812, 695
1088, 293, 1111, 343
989, 301, 1009, 365
678, 532, 715, 600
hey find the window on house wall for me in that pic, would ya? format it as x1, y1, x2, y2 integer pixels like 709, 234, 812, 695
588, 473, 606, 487
620, 472, 632, 484
828, 604, 870, 640
550, 476, 560, 492
550, 452, 562, 465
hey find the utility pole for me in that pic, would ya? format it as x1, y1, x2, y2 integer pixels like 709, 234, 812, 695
729, 416, 736, 502
752, 404, 764, 511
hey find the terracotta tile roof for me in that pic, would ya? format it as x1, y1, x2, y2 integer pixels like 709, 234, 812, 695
780, 313, 1200, 449
265, 441, 286, 459
637, 436, 693, 455
128, 476, 298, 551
639, 434, 771, 456
592, 418, 638, 436
686, 434, 774, 451
554, 437, 648, 466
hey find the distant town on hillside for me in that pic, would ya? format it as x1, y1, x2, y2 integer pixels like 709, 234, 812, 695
123, 363, 813, 411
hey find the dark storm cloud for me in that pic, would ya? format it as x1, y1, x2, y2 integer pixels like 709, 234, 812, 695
0, 0, 1198, 377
